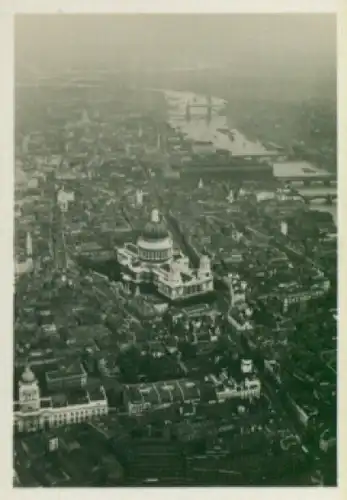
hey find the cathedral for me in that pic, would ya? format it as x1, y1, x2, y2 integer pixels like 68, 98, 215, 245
117, 209, 214, 302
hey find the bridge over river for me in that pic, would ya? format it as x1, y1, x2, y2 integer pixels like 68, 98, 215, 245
296, 186, 337, 205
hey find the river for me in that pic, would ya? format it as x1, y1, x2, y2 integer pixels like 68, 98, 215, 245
162, 89, 273, 156
158, 87, 337, 227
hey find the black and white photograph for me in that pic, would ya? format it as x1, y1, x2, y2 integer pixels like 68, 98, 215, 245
12, 9, 338, 487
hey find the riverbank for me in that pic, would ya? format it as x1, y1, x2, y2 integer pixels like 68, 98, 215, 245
159, 86, 337, 227
161, 88, 273, 157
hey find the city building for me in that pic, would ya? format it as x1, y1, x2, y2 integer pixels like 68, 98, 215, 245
15, 232, 34, 279
207, 360, 261, 402
258, 276, 331, 315
117, 209, 214, 302
171, 155, 275, 183
123, 378, 202, 415
272, 161, 335, 185
14, 366, 108, 433
45, 359, 88, 391
97, 353, 120, 378
57, 187, 75, 213
191, 140, 216, 155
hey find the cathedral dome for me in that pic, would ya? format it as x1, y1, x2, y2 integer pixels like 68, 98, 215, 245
142, 220, 169, 241
21, 365, 36, 384
142, 209, 169, 241
137, 209, 173, 264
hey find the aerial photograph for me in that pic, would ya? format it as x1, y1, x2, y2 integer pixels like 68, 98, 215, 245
13, 13, 337, 486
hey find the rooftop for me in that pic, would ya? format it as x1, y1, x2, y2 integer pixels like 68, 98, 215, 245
273, 161, 331, 179
124, 379, 202, 407
87, 386, 106, 402
46, 359, 86, 381
51, 393, 68, 408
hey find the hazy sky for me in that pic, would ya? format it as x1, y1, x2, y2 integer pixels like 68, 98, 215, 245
15, 14, 336, 76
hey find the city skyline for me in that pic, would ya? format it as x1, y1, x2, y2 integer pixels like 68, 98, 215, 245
13, 12, 337, 488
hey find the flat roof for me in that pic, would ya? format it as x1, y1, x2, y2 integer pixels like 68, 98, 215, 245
87, 386, 105, 402
124, 379, 201, 406
46, 359, 86, 381
51, 393, 68, 408
68, 389, 90, 406
273, 161, 332, 179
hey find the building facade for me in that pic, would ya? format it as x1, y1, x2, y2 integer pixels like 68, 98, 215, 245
123, 378, 202, 416
207, 360, 261, 402
13, 366, 108, 433
15, 231, 34, 280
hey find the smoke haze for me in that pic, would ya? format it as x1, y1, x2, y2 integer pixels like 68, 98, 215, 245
15, 14, 336, 79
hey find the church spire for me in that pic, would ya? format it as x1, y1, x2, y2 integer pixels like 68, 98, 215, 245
26, 232, 33, 258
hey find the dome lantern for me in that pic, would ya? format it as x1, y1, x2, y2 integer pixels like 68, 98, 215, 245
151, 209, 159, 223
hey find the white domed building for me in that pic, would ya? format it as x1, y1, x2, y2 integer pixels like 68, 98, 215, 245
136, 209, 173, 264
117, 209, 214, 302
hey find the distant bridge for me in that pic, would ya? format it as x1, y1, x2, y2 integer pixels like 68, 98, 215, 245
295, 187, 337, 205
185, 96, 222, 122
305, 194, 337, 205
280, 176, 336, 187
